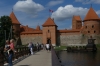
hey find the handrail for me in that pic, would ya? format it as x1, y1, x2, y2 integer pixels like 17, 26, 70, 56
0, 46, 34, 66
51, 45, 62, 66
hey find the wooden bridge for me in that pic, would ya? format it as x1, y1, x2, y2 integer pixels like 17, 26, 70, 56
0, 46, 62, 66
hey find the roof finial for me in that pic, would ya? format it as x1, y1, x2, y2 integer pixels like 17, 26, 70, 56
12, 8, 13, 12
91, 4, 92, 8
38, 23, 39, 26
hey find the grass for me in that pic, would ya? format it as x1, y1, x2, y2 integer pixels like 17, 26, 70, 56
54, 46, 67, 51
54, 44, 100, 51
96, 44, 100, 50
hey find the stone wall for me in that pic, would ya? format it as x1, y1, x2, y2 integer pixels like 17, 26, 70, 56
57, 34, 100, 46
57, 34, 83, 46
20, 34, 100, 46
21, 35, 42, 45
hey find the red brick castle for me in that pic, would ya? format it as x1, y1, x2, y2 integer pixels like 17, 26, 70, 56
9, 7, 100, 46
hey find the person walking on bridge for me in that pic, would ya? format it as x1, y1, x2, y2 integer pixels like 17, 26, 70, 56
28, 42, 34, 55
46, 43, 50, 52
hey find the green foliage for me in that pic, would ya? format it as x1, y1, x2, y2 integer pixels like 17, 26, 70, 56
0, 15, 12, 47
96, 44, 100, 50
96, 44, 100, 47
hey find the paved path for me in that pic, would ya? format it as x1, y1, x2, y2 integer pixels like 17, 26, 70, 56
14, 50, 52, 66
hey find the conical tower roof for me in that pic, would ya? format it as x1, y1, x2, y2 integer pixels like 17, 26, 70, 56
36, 25, 40, 30
10, 11, 20, 24
42, 17, 57, 27
84, 7, 100, 21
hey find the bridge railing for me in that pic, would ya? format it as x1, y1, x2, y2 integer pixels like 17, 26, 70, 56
51, 46, 62, 66
0, 46, 31, 66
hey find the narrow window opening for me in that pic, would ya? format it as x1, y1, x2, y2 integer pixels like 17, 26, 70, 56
94, 31, 96, 33
92, 25, 94, 28
86, 26, 87, 28
48, 30, 49, 33
88, 31, 90, 33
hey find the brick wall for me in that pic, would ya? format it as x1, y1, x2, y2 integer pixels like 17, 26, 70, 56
20, 35, 42, 45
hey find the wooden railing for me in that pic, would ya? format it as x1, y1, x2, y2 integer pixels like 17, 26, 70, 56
0, 46, 36, 66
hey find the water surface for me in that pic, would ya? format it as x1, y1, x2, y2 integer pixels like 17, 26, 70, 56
56, 51, 100, 66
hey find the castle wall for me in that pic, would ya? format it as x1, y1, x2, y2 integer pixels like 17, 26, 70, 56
57, 33, 100, 46
20, 34, 42, 45
20, 33, 100, 46
57, 33, 83, 46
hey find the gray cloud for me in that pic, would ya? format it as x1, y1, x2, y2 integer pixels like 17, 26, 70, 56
13, 0, 44, 17
47, 0, 64, 6
96, 10, 100, 15
75, 0, 100, 4
51, 5, 88, 21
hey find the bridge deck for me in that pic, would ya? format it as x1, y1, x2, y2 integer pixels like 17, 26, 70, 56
14, 50, 52, 66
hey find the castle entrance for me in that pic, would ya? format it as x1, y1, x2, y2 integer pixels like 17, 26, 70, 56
47, 38, 51, 44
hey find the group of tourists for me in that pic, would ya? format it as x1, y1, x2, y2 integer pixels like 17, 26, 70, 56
27, 42, 44, 55
4, 39, 15, 66
27, 42, 52, 54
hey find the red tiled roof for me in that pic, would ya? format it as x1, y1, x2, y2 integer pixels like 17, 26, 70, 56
42, 17, 57, 27
10, 11, 20, 24
36, 25, 40, 30
58, 29, 80, 33
20, 25, 42, 34
84, 7, 100, 21
21, 30, 42, 34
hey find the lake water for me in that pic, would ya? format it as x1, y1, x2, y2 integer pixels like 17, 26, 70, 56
56, 51, 100, 66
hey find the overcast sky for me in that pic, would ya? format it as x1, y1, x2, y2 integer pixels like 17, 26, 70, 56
0, 0, 100, 29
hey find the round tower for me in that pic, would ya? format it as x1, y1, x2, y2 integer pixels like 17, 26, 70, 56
83, 7, 100, 35
10, 11, 20, 38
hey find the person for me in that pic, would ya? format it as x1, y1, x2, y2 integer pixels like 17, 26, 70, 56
36, 42, 39, 51
4, 40, 10, 63
49, 44, 51, 51
8, 39, 15, 66
46, 43, 50, 52
28, 43, 31, 55
28, 42, 34, 55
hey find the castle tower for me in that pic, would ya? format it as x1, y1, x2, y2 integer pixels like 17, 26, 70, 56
10, 11, 20, 38
42, 17, 57, 46
72, 15, 82, 29
36, 25, 41, 30
83, 7, 100, 34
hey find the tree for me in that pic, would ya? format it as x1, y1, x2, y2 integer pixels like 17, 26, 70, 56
0, 15, 12, 47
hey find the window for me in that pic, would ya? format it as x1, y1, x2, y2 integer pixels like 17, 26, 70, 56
88, 31, 90, 33
92, 25, 94, 28
48, 30, 50, 33
86, 26, 87, 29
94, 31, 96, 33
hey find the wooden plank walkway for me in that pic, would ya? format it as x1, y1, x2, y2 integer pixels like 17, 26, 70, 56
14, 50, 52, 66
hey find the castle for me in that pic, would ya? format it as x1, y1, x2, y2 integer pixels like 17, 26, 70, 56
9, 7, 100, 46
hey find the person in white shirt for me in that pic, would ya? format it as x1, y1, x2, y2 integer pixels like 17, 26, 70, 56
46, 43, 50, 51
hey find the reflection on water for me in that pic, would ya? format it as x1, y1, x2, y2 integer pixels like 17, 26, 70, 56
56, 51, 100, 66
